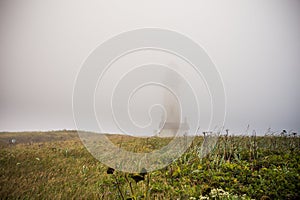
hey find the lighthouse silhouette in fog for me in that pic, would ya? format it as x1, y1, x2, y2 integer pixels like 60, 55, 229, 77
157, 63, 190, 137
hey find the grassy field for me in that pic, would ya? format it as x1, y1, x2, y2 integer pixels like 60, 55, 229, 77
0, 130, 299, 199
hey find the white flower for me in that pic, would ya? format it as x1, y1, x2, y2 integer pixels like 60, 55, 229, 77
199, 196, 210, 200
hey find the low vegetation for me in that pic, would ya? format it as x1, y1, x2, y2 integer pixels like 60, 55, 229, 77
0, 130, 299, 199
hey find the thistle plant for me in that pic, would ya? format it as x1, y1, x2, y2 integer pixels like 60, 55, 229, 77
106, 167, 150, 200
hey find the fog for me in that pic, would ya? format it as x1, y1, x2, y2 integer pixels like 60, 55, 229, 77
0, 0, 299, 135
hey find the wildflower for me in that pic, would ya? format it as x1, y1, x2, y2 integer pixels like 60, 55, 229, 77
106, 167, 115, 174
140, 167, 147, 176
210, 188, 228, 198
292, 132, 297, 136
129, 174, 145, 183
82, 165, 88, 174
199, 196, 210, 200
210, 188, 218, 198
217, 188, 225, 193
129, 168, 147, 183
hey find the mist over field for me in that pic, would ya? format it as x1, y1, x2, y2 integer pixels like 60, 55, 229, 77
0, 1, 300, 199
0, 0, 299, 135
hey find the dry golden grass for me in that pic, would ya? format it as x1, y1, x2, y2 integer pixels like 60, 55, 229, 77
0, 130, 299, 199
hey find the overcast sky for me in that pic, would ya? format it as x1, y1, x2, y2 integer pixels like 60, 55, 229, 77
0, 0, 299, 135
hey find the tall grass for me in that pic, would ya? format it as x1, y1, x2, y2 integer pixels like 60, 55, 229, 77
0, 130, 299, 199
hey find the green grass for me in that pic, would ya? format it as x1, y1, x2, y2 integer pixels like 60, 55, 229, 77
0, 131, 299, 199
